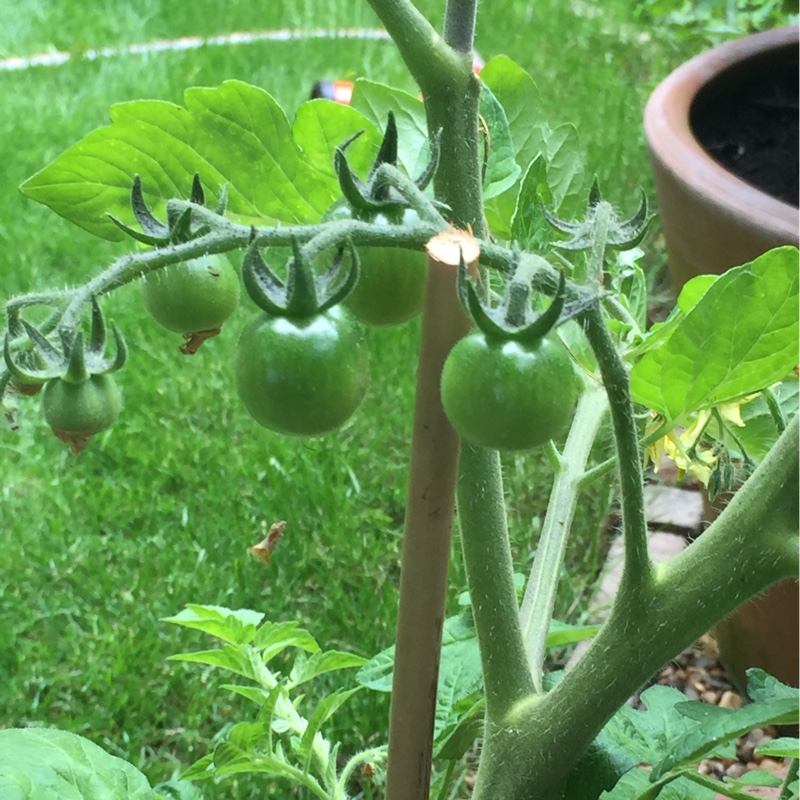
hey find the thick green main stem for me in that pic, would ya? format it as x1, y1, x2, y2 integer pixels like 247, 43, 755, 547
471, 417, 799, 799
457, 443, 536, 720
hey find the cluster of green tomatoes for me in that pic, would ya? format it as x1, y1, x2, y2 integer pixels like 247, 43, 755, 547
145, 235, 580, 450
5, 115, 580, 455
5, 233, 578, 454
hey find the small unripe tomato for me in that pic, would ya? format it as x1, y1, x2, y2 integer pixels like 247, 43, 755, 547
327, 206, 426, 327
42, 374, 122, 453
441, 332, 579, 451
141, 255, 240, 336
235, 305, 369, 436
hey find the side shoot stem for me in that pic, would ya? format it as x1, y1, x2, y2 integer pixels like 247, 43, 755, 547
581, 304, 651, 591
519, 386, 608, 692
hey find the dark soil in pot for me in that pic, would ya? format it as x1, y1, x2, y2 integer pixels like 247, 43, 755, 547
689, 40, 799, 207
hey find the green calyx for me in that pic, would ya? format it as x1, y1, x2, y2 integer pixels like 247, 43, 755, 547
4, 297, 127, 386
242, 234, 360, 319
108, 173, 227, 247
542, 178, 653, 252
334, 111, 441, 216
457, 252, 600, 345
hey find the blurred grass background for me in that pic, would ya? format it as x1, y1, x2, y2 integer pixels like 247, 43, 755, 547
0, 0, 775, 797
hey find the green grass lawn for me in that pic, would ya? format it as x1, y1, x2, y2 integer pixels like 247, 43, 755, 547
1, 1, 718, 796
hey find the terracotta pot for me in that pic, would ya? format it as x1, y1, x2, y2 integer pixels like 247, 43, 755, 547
644, 28, 799, 690
644, 26, 798, 290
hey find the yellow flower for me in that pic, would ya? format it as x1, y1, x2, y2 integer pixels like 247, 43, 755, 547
643, 395, 753, 485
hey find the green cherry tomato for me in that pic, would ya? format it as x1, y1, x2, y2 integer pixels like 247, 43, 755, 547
141, 255, 240, 335
329, 206, 426, 327
42, 374, 122, 453
441, 333, 579, 451
235, 305, 369, 436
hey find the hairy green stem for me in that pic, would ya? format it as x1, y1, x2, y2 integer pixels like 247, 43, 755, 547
581, 304, 651, 591
5, 291, 70, 315
31, 215, 443, 335
365, 0, 464, 96
586, 201, 612, 285
471, 416, 798, 800
335, 747, 387, 798
458, 443, 536, 720
370, 164, 448, 225
779, 758, 799, 800
519, 387, 608, 693
443, 0, 477, 53
764, 385, 787, 434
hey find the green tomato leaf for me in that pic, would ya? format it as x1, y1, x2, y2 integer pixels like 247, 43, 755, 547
161, 604, 264, 645
481, 56, 586, 235
479, 55, 548, 173
653, 697, 799, 779
357, 611, 484, 746
357, 611, 476, 693
481, 56, 548, 237
0, 728, 154, 800
20, 81, 375, 240
296, 688, 360, 770
601, 685, 700, 765
544, 123, 585, 211
677, 274, 717, 312
480, 83, 522, 200
725, 770, 784, 788
250, 620, 319, 661
754, 736, 800, 759
600, 767, 651, 799
220, 684, 269, 707
600, 767, 718, 800
168, 645, 259, 681
434, 694, 485, 759
630, 247, 800, 423
736, 378, 799, 462
292, 99, 380, 179
287, 649, 366, 688
178, 754, 215, 782
349, 79, 428, 178
510, 155, 554, 250
746, 667, 799, 704
546, 620, 601, 647
152, 780, 205, 800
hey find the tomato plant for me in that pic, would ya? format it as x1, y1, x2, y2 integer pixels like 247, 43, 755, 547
141, 255, 240, 352
235, 305, 369, 436
3, 4, 799, 799
441, 331, 578, 451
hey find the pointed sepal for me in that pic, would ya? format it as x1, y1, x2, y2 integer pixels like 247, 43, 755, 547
317, 241, 360, 312
88, 296, 106, 356
242, 235, 290, 317
214, 185, 229, 216
131, 174, 170, 238
543, 181, 654, 252
63, 333, 89, 384
284, 238, 321, 318
111, 174, 226, 247
413, 127, 442, 193
368, 111, 399, 188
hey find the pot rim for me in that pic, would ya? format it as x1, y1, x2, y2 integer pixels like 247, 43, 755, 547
644, 26, 799, 237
